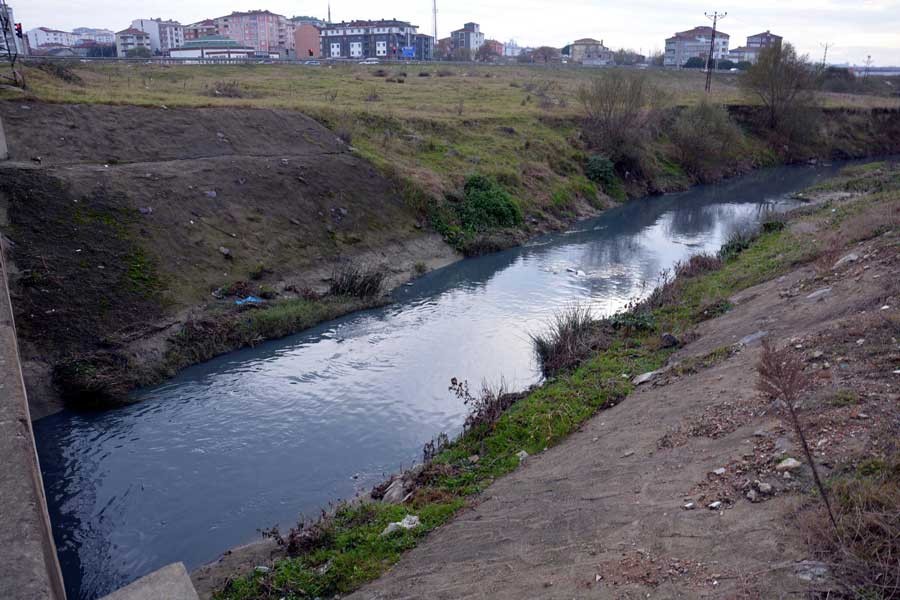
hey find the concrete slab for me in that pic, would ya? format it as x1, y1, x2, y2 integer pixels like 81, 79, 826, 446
0, 242, 65, 599
99, 563, 199, 600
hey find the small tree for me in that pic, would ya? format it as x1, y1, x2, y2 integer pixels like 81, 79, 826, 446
717, 59, 735, 70
740, 42, 818, 130
531, 46, 561, 64
474, 44, 499, 63
683, 56, 706, 69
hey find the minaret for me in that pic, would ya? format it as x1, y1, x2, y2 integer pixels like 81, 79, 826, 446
327, 2, 332, 24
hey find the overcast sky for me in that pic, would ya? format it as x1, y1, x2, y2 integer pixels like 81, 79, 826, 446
15, 0, 900, 65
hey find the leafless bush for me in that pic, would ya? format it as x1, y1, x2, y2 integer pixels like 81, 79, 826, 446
365, 88, 381, 102
451, 377, 522, 435
422, 432, 450, 462
34, 60, 83, 84
576, 71, 668, 173
675, 253, 723, 278
260, 514, 334, 556
530, 305, 598, 376
800, 453, 900, 598
757, 339, 836, 530
668, 102, 746, 181
329, 264, 385, 298
436, 69, 454, 77
371, 68, 388, 77
207, 80, 243, 98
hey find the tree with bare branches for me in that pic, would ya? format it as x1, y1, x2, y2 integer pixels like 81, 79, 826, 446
740, 42, 818, 130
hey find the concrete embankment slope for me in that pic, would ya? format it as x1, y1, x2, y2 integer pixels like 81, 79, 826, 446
0, 239, 66, 599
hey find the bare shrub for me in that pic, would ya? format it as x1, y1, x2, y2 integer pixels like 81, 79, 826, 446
260, 514, 335, 556
668, 102, 746, 181
450, 377, 522, 435
436, 69, 454, 77
34, 60, 83, 84
757, 339, 836, 530
422, 432, 450, 462
718, 227, 759, 261
365, 88, 381, 102
329, 264, 385, 298
675, 253, 723, 278
371, 68, 388, 77
207, 80, 243, 98
418, 71, 431, 77
576, 71, 667, 174
530, 305, 597, 376
800, 454, 900, 598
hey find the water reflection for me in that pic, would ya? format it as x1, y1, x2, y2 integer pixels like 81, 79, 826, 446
35, 161, 849, 599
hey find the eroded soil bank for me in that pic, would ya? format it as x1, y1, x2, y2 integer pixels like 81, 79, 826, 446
0, 102, 461, 417
194, 163, 899, 599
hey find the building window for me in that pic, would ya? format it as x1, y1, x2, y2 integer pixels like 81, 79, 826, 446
376, 40, 386, 56
350, 41, 362, 57
330, 42, 341, 57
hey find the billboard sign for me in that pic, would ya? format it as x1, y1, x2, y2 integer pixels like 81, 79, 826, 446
401, 46, 415, 58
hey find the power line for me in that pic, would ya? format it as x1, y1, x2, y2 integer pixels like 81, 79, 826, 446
704, 11, 726, 93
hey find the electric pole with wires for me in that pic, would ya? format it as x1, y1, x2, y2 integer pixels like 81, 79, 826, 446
819, 42, 833, 70
0, 0, 21, 86
704, 10, 726, 93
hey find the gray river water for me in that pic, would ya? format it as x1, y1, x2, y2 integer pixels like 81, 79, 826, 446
34, 162, 851, 599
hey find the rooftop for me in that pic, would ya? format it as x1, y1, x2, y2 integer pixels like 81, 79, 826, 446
181, 35, 244, 48
116, 27, 149, 36
671, 26, 730, 40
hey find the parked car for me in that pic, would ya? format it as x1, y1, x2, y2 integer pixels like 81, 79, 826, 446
304, 60, 321, 65
358, 58, 380, 65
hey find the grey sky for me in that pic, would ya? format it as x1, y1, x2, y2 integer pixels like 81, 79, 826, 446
15, 0, 900, 65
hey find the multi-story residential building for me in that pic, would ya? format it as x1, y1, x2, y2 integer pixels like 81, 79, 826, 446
115, 27, 151, 56
414, 33, 433, 61
184, 20, 216, 41
482, 39, 504, 57
319, 19, 426, 60
437, 36, 451, 58
26, 27, 78, 49
131, 19, 184, 53
503, 39, 522, 58
214, 10, 291, 54
664, 26, 729, 67
294, 23, 320, 58
450, 22, 484, 58
746, 30, 782, 49
290, 16, 326, 28
73, 28, 115, 44
570, 38, 613, 65
1, 4, 25, 55
727, 31, 781, 65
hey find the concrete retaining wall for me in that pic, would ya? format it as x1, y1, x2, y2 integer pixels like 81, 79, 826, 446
0, 236, 66, 599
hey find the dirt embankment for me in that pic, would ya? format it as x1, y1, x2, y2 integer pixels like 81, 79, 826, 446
0, 102, 459, 417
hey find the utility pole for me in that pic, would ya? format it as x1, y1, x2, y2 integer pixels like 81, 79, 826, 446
863, 54, 872, 78
0, 0, 19, 85
819, 42, 832, 70
704, 10, 726, 93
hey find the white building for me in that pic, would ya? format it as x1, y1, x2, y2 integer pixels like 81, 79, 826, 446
664, 25, 729, 67
131, 18, 184, 53
26, 27, 78, 49
115, 27, 151, 56
73, 27, 115, 45
1, 4, 25, 55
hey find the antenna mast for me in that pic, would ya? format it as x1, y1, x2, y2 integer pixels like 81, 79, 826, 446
432, 0, 438, 47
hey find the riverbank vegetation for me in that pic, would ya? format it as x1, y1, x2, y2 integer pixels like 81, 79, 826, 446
213, 160, 900, 600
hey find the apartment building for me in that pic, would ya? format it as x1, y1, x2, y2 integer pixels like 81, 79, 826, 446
26, 27, 78, 48
169, 35, 256, 59
664, 25, 729, 67
294, 24, 320, 58
450, 22, 484, 58
747, 30, 782, 49
115, 27, 151, 56
214, 10, 291, 53
73, 27, 115, 44
570, 38, 613, 65
483, 39, 504, 57
131, 18, 184, 53
319, 19, 426, 60
727, 31, 781, 65
184, 20, 216, 41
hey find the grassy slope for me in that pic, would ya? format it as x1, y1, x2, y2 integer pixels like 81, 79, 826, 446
210, 162, 900, 599
11, 63, 900, 241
